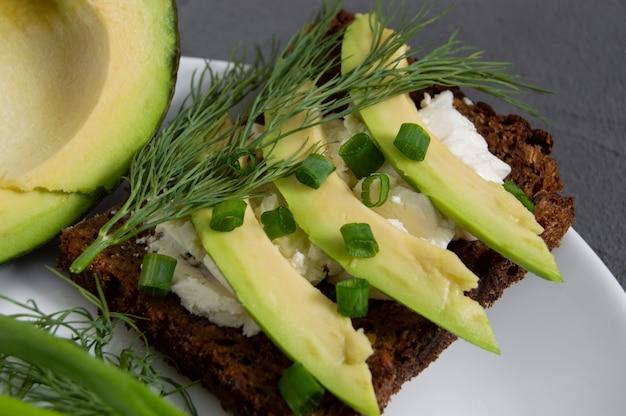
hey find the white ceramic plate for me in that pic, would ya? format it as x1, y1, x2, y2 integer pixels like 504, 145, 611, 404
2, 57, 625, 416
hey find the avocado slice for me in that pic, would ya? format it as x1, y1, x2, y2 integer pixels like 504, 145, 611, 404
275, 172, 498, 353
0, 0, 179, 263
191, 203, 380, 416
340, 13, 562, 282
0, 188, 96, 263
264, 107, 498, 353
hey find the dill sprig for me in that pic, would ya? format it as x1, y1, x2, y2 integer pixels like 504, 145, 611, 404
0, 271, 196, 415
71, 0, 550, 273
341, 1, 551, 119
71, 0, 349, 273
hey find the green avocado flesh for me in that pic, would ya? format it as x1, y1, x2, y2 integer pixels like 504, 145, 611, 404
264, 103, 499, 353
0, 189, 95, 263
340, 13, 562, 282
191, 204, 380, 416
0, 0, 179, 263
276, 173, 499, 353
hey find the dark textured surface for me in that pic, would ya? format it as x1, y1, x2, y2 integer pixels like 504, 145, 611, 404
175, 0, 625, 288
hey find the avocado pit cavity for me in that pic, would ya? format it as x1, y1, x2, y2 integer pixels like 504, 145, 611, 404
0, 1, 108, 182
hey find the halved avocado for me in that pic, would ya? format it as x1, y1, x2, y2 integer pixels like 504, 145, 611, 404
0, 189, 96, 263
0, 0, 179, 263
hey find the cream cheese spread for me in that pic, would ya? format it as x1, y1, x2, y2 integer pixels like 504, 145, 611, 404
419, 91, 511, 183
148, 219, 261, 336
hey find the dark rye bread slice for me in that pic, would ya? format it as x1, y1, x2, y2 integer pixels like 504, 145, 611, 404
57, 84, 575, 415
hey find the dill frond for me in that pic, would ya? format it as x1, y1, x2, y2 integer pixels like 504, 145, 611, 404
0, 272, 197, 415
340, 0, 550, 118
71, 0, 549, 273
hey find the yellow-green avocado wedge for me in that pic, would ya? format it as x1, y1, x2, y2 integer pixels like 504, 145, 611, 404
264, 108, 499, 353
0, 189, 96, 263
191, 203, 380, 416
341, 13, 562, 282
0, 0, 179, 263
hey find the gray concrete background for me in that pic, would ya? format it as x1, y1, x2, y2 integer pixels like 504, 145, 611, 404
176, 0, 625, 288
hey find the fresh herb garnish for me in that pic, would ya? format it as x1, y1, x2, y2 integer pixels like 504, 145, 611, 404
0, 270, 196, 415
278, 362, 325, 416
361, 173, 390, 208
393, 122, 431, 161
260, 206, 297, 240
335, 278, 370, 318
71, 0, 549, 273
138, 252, 177, 296
339, 133, 386, 178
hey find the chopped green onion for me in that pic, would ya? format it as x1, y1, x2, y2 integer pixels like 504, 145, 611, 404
393, 122, 430, 161
138, 253, 177, 297
278, 362, 325, 416
260, 206, 297, 240
361, 173, 390, 208
295, 153, 336, 189
338, 133, 385, 178
210, 199, 247, 231
336, 278, 370, 318
227, 148, 257, 174
503, 180, 535, 213
340, 223, 379, 258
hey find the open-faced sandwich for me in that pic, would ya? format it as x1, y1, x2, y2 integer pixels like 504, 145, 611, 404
57, 2, 575, 415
